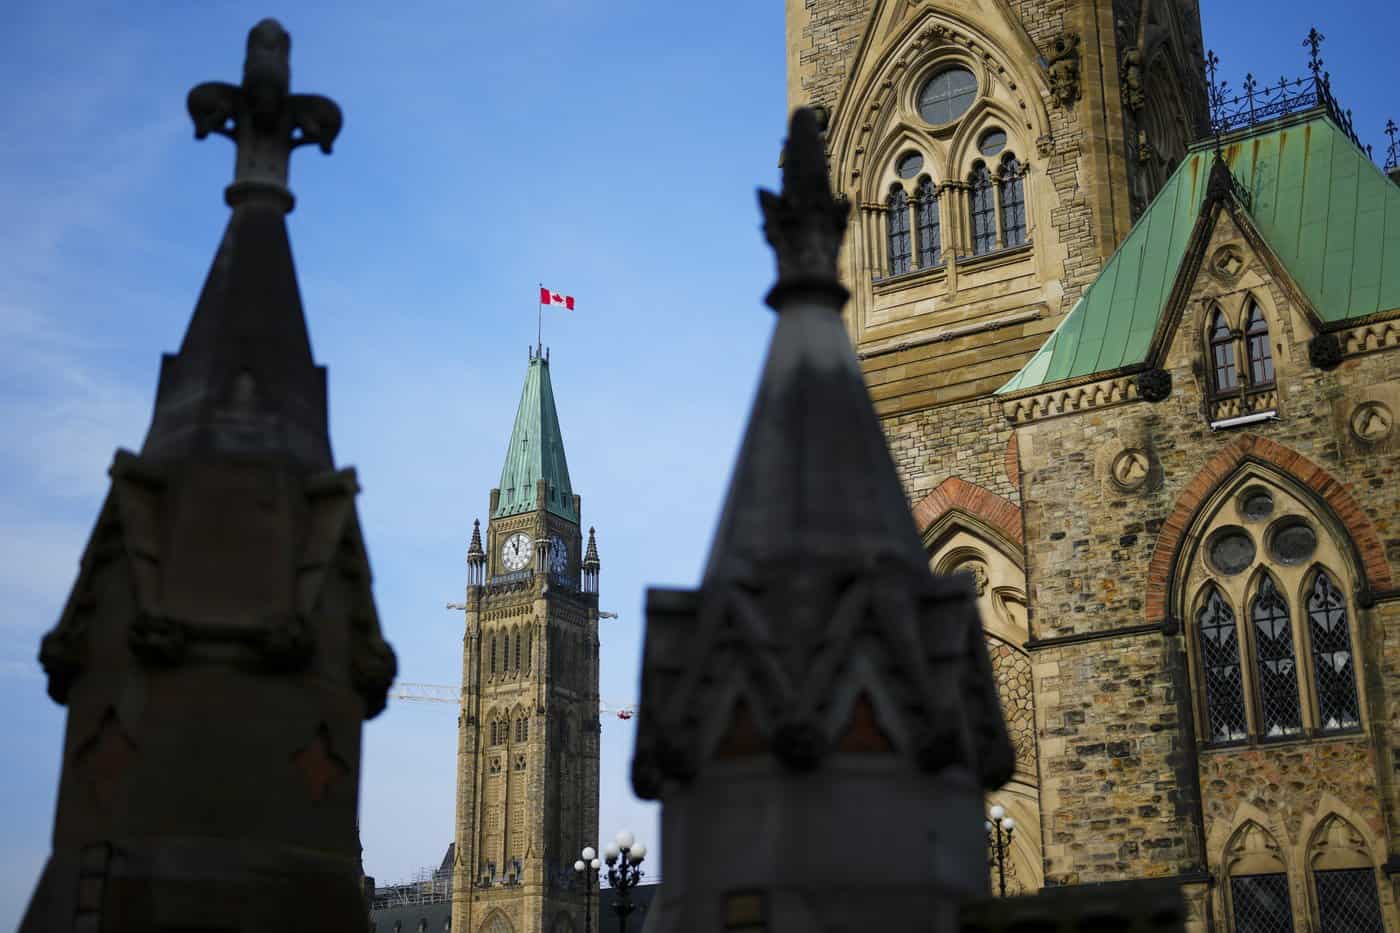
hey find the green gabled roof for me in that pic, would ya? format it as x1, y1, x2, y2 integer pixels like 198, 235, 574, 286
998, 112, 1400, 395
494, 353, 577, 522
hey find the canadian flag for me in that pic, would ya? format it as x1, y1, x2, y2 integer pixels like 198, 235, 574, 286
539, 286, 575, 310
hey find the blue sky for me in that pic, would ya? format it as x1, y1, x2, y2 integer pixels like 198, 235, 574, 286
0, 0, 1394, 925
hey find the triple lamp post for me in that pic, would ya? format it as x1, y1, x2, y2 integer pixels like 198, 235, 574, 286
575, 830, 647, 933
985, 803, 1016, 898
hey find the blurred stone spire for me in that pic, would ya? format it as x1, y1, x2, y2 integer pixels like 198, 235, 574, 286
24, 20, 392, 933
142, 18, 343, 471
630, 108, 1014, 931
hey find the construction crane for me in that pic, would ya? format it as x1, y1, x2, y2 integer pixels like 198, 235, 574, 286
388, 682, 637, 721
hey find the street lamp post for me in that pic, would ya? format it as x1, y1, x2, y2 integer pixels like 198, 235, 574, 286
985, 804, 1016, 898
573, 846, 601, 933
602, 830, 647, 933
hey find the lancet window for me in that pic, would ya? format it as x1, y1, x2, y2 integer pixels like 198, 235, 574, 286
490, 634, 498, 675
915, 177, 942, 267
1244, 302, 1274, 386
1309, 816, 1384, 931
969, 162, 996, 255
1225, 822, 1294, 932
1197, 585, 1248, 743
1210, 309, 1238, 392
1307, 572, 1361, 732
998, 156, 1027, 248
887, 186, 912, 276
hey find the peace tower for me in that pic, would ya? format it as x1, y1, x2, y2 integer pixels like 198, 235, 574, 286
451, 347, 601, 933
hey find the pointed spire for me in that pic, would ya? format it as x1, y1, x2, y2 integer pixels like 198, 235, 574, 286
467, 519, 484, 559
494, 352, 576, 522
583, 526, 600, 568
141, 18, 341, 471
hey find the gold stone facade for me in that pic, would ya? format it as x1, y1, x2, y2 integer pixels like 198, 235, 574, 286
788, 1, 1400, 930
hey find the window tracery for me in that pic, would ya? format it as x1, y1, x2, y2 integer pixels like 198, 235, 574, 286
968, 162, 996, 255
1309, 816, 1383, 931
1182, 474, 1365, 747
914, 176, 942, 267
998, 155, 1026, 248
1224, 822, 1293, 932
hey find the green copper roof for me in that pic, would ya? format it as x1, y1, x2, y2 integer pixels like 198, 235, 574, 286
494, 353, 577, 522
998, 112, 1400, 395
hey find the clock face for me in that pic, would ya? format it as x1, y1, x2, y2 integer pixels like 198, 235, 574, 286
501, 532, 532, 571
549, 534, 568, 575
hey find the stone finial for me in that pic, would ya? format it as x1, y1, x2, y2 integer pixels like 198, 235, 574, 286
187, 18, 343, 212
757, 107, 850, 309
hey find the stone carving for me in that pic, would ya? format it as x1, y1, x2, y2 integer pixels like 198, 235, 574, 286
987, 638, 1036, 769
1122, 46, 1146, 110
1036, 134, 1054, 157
956, 560, 991, 596
1210, 244, 1246, 281
1046, 34, 1082, 107
1350, 401, 1393, 441
1136, 367, 1173, 402
1110, 449, 1152, 491
758, 107, 850, 306
1309, 332, 1344, 370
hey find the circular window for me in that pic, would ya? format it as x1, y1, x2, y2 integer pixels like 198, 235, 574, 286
1208, 527, 1256, 575
918, 66, 978, 124
896, 151, 925, 179
1239, 487, 1274, 521
979, 128, 1008, 157
1269, 518, 1318, 565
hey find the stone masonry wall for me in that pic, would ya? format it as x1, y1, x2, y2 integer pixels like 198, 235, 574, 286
792, 0, 872, 113
883, 395, 1021, 507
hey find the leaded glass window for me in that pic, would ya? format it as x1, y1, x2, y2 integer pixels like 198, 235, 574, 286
1198, 586, 1248, 743
491, 635, 498, 674
1211, 310, 1238, 392
887, 187, 912, 275
969, 163, 996, 255
525, 631, 532, 673
514, 632, 522, 670
1230, 874, 1295, 933
1315, 868, 1384, 932
1251, 576, 1302, 738
1307, 573, 1361, 733
516, 717, 528, 742
915, 177, 942, 267
918, 67, 978, 124
999, 156, 1027, 248
1245, 303, 1274, 386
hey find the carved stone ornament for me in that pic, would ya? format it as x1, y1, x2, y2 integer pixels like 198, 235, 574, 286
1046, 33, 1082, 107
187, 18, 342, 211
1210, 244, 1246, 282
758, 107, 851, 309
1110, 448, 1153, 491
1136, 367, 1173, 402
1309, 332, 1344, 370
1122, 46, 1145, 111
1351, 401, 1394, 441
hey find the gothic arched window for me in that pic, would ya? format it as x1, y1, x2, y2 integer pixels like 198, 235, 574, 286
490, 634, 498, 675
969, 162, 996, 255
1224, 822, 1294, 933
998, 155, 1027, 248
1310, 816, 1384, 932
1197, 585, 1248, 743
1244, 302, 1274, 387
1250, 574, 1302, 738
887, 186, 912, 275
1307, 572, 1361, 733
914, 176, 942, 267
525, 630, 533, 674
514, 630, 522, 671
1210, 309, 1238, 392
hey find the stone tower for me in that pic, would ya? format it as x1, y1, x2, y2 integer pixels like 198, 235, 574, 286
452, 348, 601, 933
22, 19, 395, 932
785, 0, 1208, 892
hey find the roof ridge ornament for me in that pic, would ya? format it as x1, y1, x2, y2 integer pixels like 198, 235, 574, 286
187, 18, 343, 213
758, 107, 850, 310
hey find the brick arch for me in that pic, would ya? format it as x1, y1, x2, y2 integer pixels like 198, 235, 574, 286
1146, 434, 1392, 621
911, 476, 1023, 548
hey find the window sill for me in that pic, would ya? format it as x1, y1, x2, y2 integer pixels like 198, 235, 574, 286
1199, 730, 1368, 754
872, 263, 947, 292
955, 241, 1033, 271
1209, 409, 1278, 431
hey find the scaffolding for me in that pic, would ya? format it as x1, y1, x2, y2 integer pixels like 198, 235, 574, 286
372, 864, 456, 908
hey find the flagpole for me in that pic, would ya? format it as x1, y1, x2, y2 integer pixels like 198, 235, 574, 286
537, 282, 543, 356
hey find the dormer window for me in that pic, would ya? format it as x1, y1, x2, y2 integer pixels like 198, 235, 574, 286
1205, 297, 1279, 425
